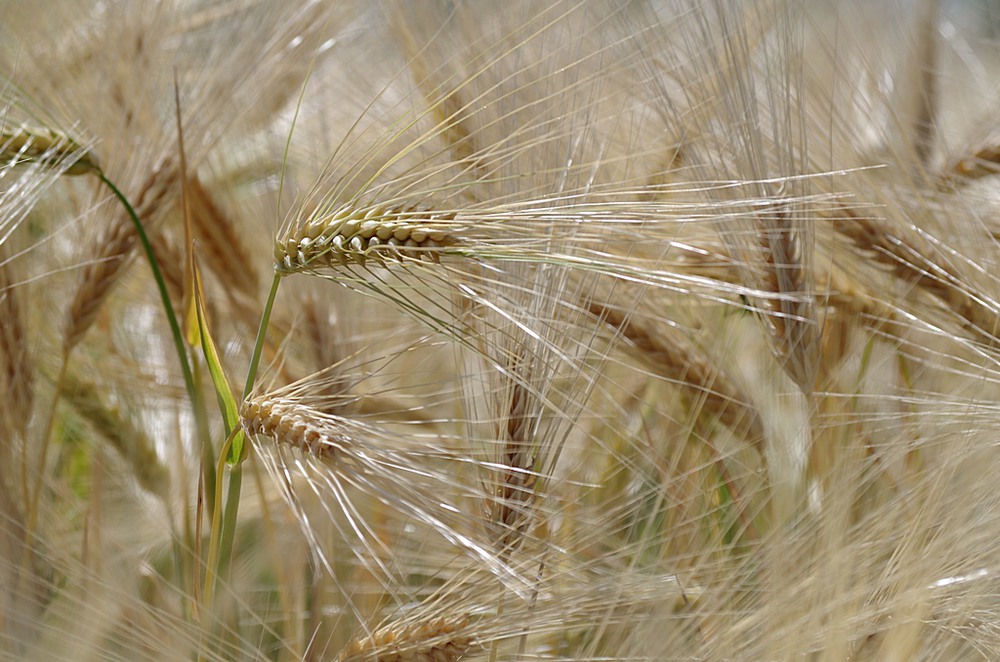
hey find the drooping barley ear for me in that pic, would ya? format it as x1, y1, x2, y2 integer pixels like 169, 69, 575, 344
186, 174, 259, 302
587, 300, 765, 452
336, 613, 475, 662
63, 157, 177, 353
483, 360, 539, 558
240, 396, 340, 460
673, 241, 901, 366
61, 371, 170, 498
276, 204, 460, 273
830, 205, 1000, 339
0, 126, 100, 176
0, 260, 32, 438
242, 392, 528, 594
751, 203, 818, 394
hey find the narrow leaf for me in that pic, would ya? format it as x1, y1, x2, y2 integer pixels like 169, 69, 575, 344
193, 262, 245, 464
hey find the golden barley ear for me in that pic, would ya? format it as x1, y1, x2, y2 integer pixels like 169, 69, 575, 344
0, 259, 32, 439
336, 613, 475, 662
482, 360, 539, 557
241, 396, 340, 460
587, 299, 765, 452
751, 203, 819, 394
186, 174, 259, 303
277, 203, 460, 272
241, 391, 531, 594
830, 205, 1000, 340
389, 7, 483, 183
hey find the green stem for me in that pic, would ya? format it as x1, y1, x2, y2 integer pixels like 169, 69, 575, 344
203, 427, 237, 614
205, 272, 281, 626
97, 172, 196, 402
243, 272, 281, 400
216, 271, 280, 566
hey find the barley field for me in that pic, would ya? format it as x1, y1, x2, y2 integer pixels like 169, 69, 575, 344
2, 1, 1000, 660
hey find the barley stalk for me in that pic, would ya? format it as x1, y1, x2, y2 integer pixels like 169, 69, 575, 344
276, 204, 459, 272
63, 157, 177, 352
336, 614, 474, 662
148, 232, 186, 309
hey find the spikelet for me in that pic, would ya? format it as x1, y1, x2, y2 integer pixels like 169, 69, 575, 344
336, 614, 474, 662
0, 126, 99, 176
945, 144, 1000, 183
277, 204, 459, 272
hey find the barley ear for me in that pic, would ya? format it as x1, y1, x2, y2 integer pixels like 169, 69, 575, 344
336, 614, 475, 662
1, 126, 99, 176
0, 260, 32, 438
276, 204, 459, 272
588, 300, 765, 452
61, 371, 170, 498
240, 396, 339, 460
752, 205, 818, 394
484, 371, 539, 557
830, 206, 1000, 339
